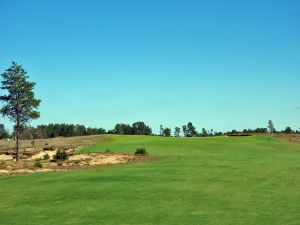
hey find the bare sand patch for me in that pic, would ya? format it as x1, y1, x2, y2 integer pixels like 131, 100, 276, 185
0, 150, 149, 175
0, 154, 13, 160
29, 150, 57, 160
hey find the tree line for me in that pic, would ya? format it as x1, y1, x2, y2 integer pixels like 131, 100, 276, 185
158, 121, 300, 137
0, 120, 299, 140
23, 124, 106, 139
108, 122, 152, 135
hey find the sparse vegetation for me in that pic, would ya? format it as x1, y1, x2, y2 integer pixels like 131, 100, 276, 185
34, 159, 43, 168
105, 149, 112, 153
43, 153, 50, 160
53, 149, 69, 161
134, 147, 148, 156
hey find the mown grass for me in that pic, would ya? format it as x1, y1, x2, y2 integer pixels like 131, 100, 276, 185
0, 135, 299, 225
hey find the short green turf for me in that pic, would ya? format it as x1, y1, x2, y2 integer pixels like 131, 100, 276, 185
0, 135, 299, 225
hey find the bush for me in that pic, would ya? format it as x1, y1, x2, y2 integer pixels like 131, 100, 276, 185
53, 149, 69, 161
43, 153, 50, 160
135, 148, 148, 156
34, 159, 43, 168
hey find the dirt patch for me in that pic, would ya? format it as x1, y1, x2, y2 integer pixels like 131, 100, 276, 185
0, 154, 13, 160
0, 150, 149, 175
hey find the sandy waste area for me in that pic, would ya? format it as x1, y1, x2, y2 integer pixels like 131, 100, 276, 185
0, 150, 141, 175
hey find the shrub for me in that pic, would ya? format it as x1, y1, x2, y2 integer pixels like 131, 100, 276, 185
34, 159, 43, 168
43, 153, 50, 160
53, 149, 69, 161
105, 149, 112, 153
135, 148, 148, 156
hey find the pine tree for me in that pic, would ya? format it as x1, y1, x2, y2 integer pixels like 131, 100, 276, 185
0, 62, 41, 161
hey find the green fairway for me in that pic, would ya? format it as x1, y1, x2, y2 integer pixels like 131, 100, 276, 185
0, 135, 300, 225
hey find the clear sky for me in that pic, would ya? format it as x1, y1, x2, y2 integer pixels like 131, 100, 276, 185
0, 0, 299, 133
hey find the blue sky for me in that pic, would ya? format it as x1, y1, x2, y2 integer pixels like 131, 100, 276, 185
0, 0, 299, 133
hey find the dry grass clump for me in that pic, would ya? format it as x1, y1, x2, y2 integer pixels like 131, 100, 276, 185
275, 134, 300, 143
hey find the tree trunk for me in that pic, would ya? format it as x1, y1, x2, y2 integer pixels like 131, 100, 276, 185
15, 131, 20, 161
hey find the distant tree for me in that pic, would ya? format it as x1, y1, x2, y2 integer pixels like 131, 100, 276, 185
0, 62, 41, 161
254, 128, 268, 133
201, 128, 208, 137
34, 127, 45, 139
284, 126, 293, 134
182, 125, 187, 137
214, 131, 223, 136
187, 122, 197, 137
159, 124, 163, 136
97, 128, 106, 134
162, 128, 171, 137
107, 129, 115, 134
75, 124, 87, 136
267, 120, 276, 133
32, 123, 105, 138
182, 123, 197, 137
0, 124, 9, 139
114, 123, 132, 135
132, 122, 152, 135
174, 127, 181, 137
19, 127, 34, 140
243, 129, 254, 134
114, 123, 124, 134
227, 129, 240, 135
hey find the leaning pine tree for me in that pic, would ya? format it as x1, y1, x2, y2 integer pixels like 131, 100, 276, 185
0, 62, 41, 161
